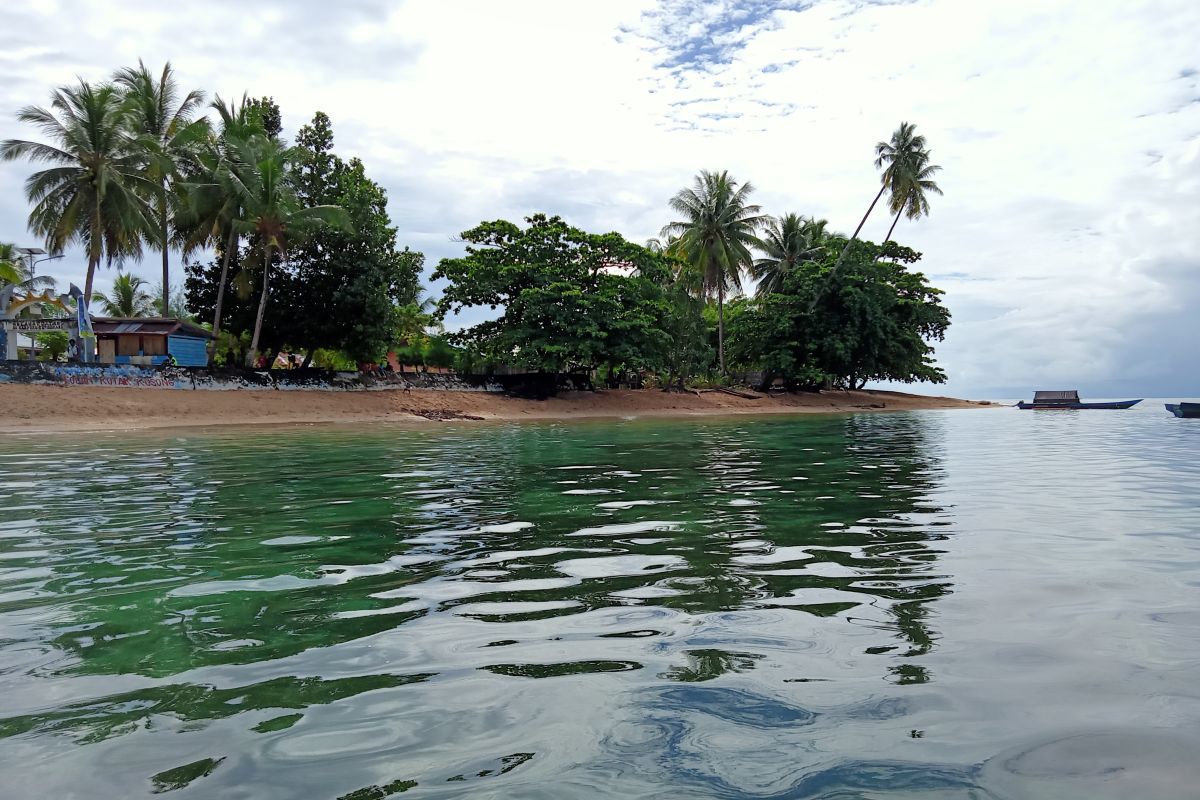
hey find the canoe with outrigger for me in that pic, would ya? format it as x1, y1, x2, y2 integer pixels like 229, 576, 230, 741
1017, 390, 1141, 410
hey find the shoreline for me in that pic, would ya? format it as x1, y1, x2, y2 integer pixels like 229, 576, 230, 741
0, 384, 993, 434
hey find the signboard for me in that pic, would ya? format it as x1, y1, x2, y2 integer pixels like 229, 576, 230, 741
1, 318, 72, 332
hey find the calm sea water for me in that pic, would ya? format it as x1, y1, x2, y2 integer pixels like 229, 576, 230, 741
1, 402, 1199, 799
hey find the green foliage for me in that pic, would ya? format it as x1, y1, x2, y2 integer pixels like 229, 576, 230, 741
212, 329, 250, 366
750, 214, 830, 298
0, 245, 22, 285
35, 330, 69, 360
244, 97, 282, 140
877, 122, 942, 242
434, 214, 676, 375
660, 280, 713, 389
0, 242, 57, 293
393, 296, 436, 351
1, 80, 159, 298
837, 121, 945, 275
114, 60, 209, 314
727, 237, 950, 389
660, 170, 768, 373
94, 272, 155, 317
310, 348, 356, 371
186, 111, 419, 364
288, 112, 422, 362
212, 131, 351, 362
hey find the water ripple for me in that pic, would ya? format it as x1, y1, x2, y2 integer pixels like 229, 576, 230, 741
1, 407, 1198, 796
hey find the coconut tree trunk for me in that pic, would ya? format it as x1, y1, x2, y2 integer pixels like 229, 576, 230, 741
80, 254, 100, 364
883, 195, 908, 245
833, 183, 888, 271
248, 244, 271, 367
160, 186, 170, 316
86, 204, 102, 302
208, 228, 237, 359
83, 256, 98, 306
717, 281, 726, 375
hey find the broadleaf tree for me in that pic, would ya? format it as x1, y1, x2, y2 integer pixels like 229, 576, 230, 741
433, 214, 678, 380
727, 237, 950, 389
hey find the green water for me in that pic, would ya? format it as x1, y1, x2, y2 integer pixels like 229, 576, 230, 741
2, 407, 1199, 798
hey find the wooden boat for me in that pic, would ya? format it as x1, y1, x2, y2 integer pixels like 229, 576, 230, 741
1017, 390, 1141, 410
1165, 402, 1200, 418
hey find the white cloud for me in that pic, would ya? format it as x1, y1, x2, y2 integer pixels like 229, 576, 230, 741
2, 0, 1199, 395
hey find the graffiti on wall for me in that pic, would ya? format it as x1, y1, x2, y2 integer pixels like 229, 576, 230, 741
51, 364, 186, 388
0, 361, 512, 392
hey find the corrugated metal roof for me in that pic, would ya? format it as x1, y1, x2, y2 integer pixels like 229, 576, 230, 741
92, 317, 213, 339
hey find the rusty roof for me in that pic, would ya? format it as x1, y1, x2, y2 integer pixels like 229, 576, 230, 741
91, 317, 213, 339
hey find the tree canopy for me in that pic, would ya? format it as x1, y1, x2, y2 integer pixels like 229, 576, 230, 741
727, 237, 951, 389
661, 170, 767, 373
185, 110, 421, 364
434, 214, 678, 375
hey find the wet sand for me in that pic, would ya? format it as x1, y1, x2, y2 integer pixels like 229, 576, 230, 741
0, 384, 993, 433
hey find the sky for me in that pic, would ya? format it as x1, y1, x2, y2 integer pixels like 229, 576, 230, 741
2, 0, 1199, 398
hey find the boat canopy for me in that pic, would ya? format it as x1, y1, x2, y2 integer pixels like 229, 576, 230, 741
1032, 390, 1080, 403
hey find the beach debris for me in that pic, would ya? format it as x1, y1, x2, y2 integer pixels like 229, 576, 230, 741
405, 408, 485, 421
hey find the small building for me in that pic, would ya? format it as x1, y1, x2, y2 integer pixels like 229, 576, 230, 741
93, 317, 212, 367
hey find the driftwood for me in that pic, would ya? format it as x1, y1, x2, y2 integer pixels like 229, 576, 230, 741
714, 387, 762, 400
405, 408, 485, 421
694, 387, 762, 400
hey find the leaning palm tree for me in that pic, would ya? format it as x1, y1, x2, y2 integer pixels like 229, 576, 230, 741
661, 170, 767, 373
0, 80, 158, 301
833, 122, 932, 271
882, 150, 942, 244
115, 61, 209, 316
220, 134, 350, 365
94, 272, 155, 317
751, 214, 830, 298
177, 95, 265, 357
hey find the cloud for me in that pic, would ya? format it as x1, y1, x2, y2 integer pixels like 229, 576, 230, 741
2, 0, 1200, 396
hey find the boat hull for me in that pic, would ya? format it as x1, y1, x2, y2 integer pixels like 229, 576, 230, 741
1165, 403, 1200, 418
1017, 399, 1142, 410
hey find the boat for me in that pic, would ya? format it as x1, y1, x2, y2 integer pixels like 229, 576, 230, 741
1165, 402, 1200, 418
1017, 390, 1142, 410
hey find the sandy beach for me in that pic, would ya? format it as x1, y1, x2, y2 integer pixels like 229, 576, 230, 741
0, 384, 991, 433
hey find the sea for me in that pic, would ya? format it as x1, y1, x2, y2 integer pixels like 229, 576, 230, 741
0, 400, 1198, 798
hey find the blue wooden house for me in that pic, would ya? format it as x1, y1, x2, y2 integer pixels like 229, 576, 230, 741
93, 317, 212, 367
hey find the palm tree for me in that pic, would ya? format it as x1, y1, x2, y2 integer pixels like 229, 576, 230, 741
115, 61, 209, 316
833, 122, 932, 270
0, 250, 21, 291
661, 170, 768, 374
0, 244, 56, 292
644, 235, 678, 255
219, 134, 349, 365
0, 80, 158, 301
750, 214, 830, 298
178, 95, 261, 358
94, 272, 155, 317
882, 149, 942, 244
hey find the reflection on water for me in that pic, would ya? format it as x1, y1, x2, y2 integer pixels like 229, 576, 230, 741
1, 406, 1199, 798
